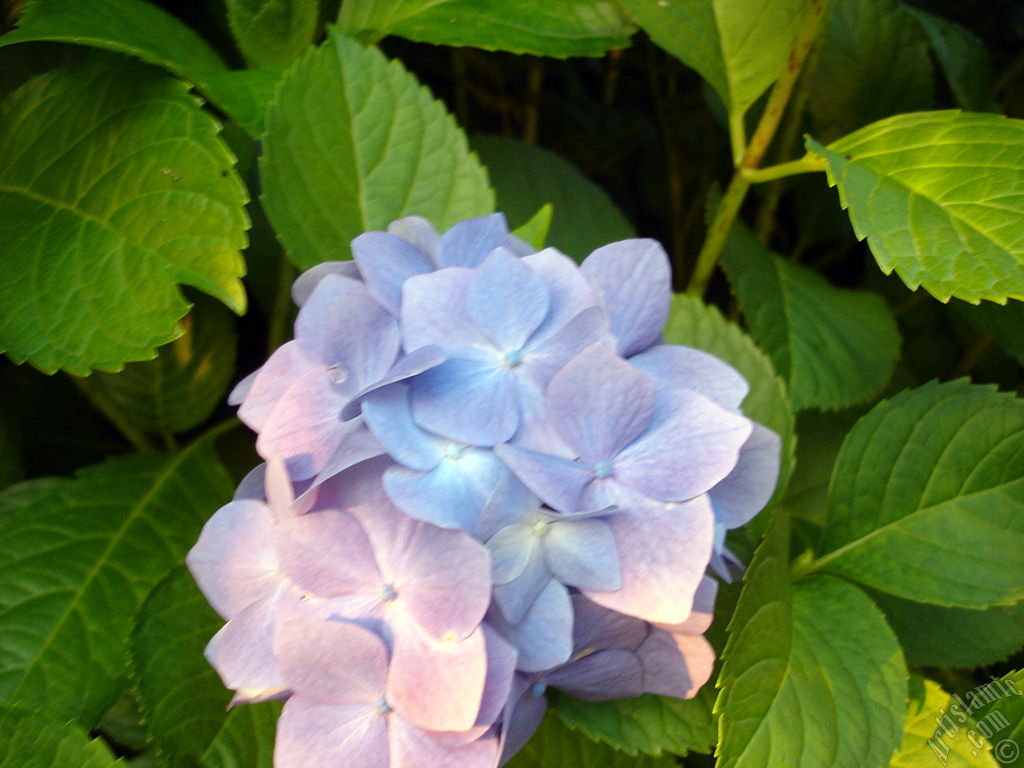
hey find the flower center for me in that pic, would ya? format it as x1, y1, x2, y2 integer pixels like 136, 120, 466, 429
529, 682, 547, 698
379, 583, 398, 602
444, 444, 463, 460
532, 519, 550, 536
502, 349, 522, 368
373, 697, 392, 716
593, 460, 613, 479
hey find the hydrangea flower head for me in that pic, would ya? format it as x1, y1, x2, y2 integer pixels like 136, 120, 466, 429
192, 213, 781, 768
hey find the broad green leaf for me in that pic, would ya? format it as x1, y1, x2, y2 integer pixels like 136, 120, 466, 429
0, 439, 233, 726
0, 704, 119, 768
552, 685, 716, 758
718, 518, 906, 768
889, 677, 1001, 768
88, 299, 237, 436
616, 0, 806, 120
966, 671, 1024, 768
809, 0, 934, 142
902, 5, 998, 114
663, 294, 795, 510
339, 0, 634, 57
807, 111, 1024, 304
260, 31, 494, 270
133, 567, 278, 768
505, 711, 678, 768
471, 134, 635, 261
0, 55, 249, 375
227, 0, 319, 66
814, 380, 1024, 608
720, 222, 900, 411
0, 0, 283, 135
872, 592, 1024, 668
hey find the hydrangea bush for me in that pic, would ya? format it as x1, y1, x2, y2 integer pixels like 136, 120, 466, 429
188, 214, 780, 766
1, 1, 1023, 767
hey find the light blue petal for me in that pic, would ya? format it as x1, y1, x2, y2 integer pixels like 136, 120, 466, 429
436, 213, 510, 268
488, 524, 541, 584
351, 230, 433, 314
544, 517, 621, 592
494, 443, 594, 514
629, 344, 749, 411
362, 384, 445, 471
491, 580, 573, 673
466, 248, 550, 352
492, 546, 552, 625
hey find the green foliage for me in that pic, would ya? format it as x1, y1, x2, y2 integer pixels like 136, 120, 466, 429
873, 593, 1024, 668
338, 0, 634, 56
720, 220, 900, 411
808, 111, 1024, 304
227, 0, 318, 66
717, 512, 906, 768
505, 711, 679, 768
553, 686, 716, 757
810, 0, 934, 141
260, 30, 494, 270
0, 439, 233, 726
617, 0, 806, 125
472, 135, 636, 261
0, 54, 249, 375
888, 677, 1000, 768
0, 704, 119, 768
133, 567, 278, 768
87, 299, 238, 436
663, 294, 795, 506
967, 671, 1024, 768
815, 380, 1024, 608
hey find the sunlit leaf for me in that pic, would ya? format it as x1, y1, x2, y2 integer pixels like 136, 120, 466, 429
339, 0, 634, 57
506, 711, 678, 767
815, 380, 1024, 608
0, 439, 233, 726
472, 134, 635, 261
808, 111, 1024, 304
616, 0, 806, 120
260, 31, 494, 270
0, 54, 249, 375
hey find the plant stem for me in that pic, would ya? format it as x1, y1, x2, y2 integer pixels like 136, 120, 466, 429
686, 0, 832, 296
72, 375, 157, 454
741, 154, 827, 183
267, 251, 297, 358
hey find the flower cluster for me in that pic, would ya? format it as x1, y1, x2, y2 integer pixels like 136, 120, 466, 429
188, 214, 780, 768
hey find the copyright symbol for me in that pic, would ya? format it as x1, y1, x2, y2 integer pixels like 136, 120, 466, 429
995, 739, 1019, 764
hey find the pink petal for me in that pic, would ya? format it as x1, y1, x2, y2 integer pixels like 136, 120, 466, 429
276, 698, 388, 768
275, 510, 381, 598
236, 341, 314, 431
276, 619, 387, 704
637, 629, 715, 699
207, 586, 286, 695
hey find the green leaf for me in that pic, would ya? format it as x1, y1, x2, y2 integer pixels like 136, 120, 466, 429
902, 5, 998, 114
814, 380, 1024, 608
552, 685, 716, 758
227, 0, 318, 66
133, 567, 278, 768
889, 677, 1001, 768
87, 299, 238, 436
505, 711, 678, 768
510, 204, 554, 251
338, 0, 634, 57
663, 294, 795, 510
809, 0, 934, 142
616, 0, 807, 119
471, 134, 635, 261
260, 31, 494, 270
951, 299, 1024, 368
0, 55, 249, 375
720, 221, 900, 411
965, 671, 1024, 768
0, 0, 283, 135
0, 704, 119, 768
0, 438, 233, 726
718, 515, 907, 768
872, 592, 1024, 668
807, 111, 1024, 304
